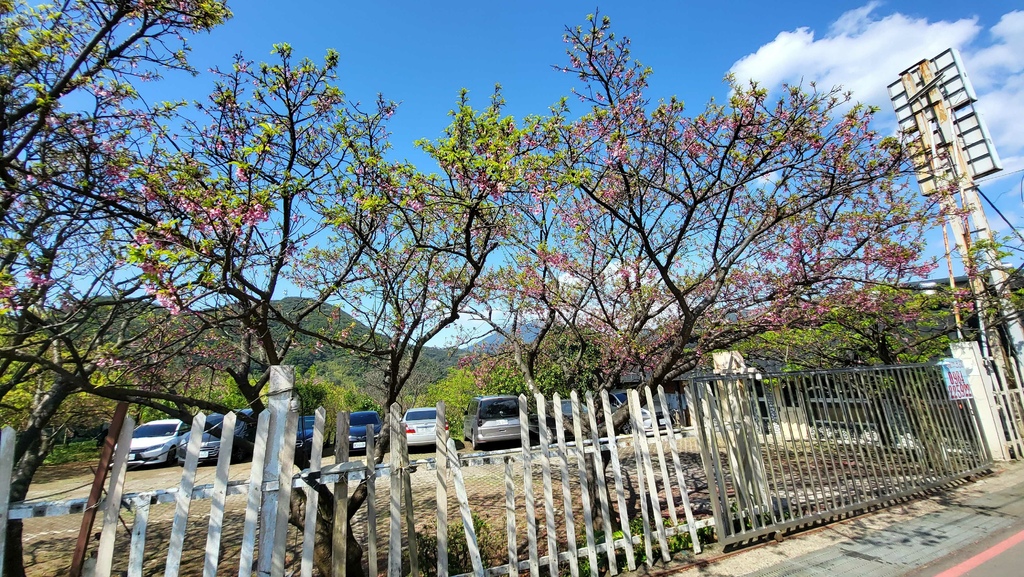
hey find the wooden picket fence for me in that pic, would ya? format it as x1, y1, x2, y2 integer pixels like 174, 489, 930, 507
0, 374, 711, 577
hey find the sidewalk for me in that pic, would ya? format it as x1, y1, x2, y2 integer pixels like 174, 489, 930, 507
671, 459, 1024, 577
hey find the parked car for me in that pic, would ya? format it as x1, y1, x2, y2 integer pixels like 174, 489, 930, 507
402, 407, 446, 448
127, 419, 189, 467
176, 409, 256, 465
528, 399, 584, 440
295, 415, 317, 461
348, 411, 382, 453
608, 392, 656, 433
463, 395, 521, 449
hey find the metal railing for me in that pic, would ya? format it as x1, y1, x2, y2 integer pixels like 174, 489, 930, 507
687, 363, 992, 545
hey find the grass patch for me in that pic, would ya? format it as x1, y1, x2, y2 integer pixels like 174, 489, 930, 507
44, 442, 99, 466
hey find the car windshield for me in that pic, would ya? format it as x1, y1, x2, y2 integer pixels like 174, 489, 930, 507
405, 409, 436, 421
205, 414, 225, 431
350, 412, 380, 426
133, 422, 178, 438
480, 399, 518, 419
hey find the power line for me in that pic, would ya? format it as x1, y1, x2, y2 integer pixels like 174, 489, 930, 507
977, 185, 1024, 246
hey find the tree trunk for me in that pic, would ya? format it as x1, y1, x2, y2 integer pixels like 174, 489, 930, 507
290, 420, 393, 575
5, 380, 73, 577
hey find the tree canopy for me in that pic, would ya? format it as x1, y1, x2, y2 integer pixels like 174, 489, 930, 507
0, 7, 948, 575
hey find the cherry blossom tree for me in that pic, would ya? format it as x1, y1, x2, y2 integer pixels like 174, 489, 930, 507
526, 14, 939, 389
129, 43, 535, 567
0, 1, 231, 574
127, 44, 393, 416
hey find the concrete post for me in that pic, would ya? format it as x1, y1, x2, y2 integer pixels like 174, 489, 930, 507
950, 341, 1009, 461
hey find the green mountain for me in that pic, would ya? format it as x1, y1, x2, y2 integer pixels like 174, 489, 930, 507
271, 297, 461, 385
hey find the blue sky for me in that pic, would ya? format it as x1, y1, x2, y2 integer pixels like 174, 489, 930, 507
162, 0, 1024, 270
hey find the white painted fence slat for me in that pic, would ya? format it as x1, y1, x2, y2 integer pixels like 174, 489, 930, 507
238, 410, 271, 577
334, 411, 350, 577
503, 457, 517, 577
166, 412, 206, 577
518, 394, 540, 577
389, 405, 402, 577
448, 438, 484, 577
95, 415, 134, 577
301, 407, 327, 577
570, 392, 599, 577
553, 393, 579, 577
127, 498, 149, 577
271, 409, 299, 577
0, 426, 18, 574
585, 392, 618, 575
204, 411, 237, 577
436, 401, 450, 577
365, 429, 378, 577
400, 406, 419, 577
260, 367, 294, 575
658, 385, 701, 554
644, 388, 678, 527
535, 393, 558, 577
600, 390, 636, 571
630, 390, 670, 563
626, 393, 655, 566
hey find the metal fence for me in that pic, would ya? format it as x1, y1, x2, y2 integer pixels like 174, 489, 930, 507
687, 363, 992, 546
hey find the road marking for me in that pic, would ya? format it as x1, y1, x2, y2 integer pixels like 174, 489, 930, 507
933, 528, 1024, 577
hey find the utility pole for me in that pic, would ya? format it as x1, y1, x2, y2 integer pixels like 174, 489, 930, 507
891, 49, 1024, 383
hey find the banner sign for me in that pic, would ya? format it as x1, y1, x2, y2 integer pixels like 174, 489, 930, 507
939, 358, 973, 400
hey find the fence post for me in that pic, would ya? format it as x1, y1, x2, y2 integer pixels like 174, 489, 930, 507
436, 401, 449, 577
204, 412, 237, 577
0, 426, 16, 574
70, 402, 128, 577
258, 366, 295, 576
333, 411, 350, 577
518, 394, 540, 577
301, 407, 326, 577
712, 352, 771, 516
95, 416, 135, 577
952, 341, 1012, 460
165, 413, 207, 577
239, 411, 271, 577
389, 404, 402, 577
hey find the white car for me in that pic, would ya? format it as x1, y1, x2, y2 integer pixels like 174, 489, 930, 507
127, 419, 189, 466
403, 407, 445, 448
608, 392, 656, 433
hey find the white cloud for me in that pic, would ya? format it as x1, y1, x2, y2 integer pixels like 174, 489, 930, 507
730, 4, 1024, 271
730, 5, 981, 108
730, 5, 1024, 197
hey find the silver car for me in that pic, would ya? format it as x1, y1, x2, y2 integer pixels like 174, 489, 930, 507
402, 407, 444, 448
127, 419, 189, 467
463, 395, 521, 449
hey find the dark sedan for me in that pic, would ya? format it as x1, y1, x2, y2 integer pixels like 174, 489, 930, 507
347, 411, 382, 452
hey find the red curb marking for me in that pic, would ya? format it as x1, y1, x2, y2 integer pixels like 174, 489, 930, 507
933, 528, 1024, 577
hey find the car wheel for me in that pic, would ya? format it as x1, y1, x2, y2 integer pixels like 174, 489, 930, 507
166, 446, 177, 468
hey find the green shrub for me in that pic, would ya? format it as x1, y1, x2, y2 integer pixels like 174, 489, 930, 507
44, 441, 99, 465
414, 512, 503, 576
